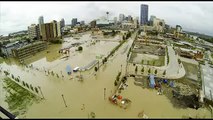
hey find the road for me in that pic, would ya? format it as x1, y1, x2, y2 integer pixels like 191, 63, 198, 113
201, 60, 213, 100
165, 46, 186, 79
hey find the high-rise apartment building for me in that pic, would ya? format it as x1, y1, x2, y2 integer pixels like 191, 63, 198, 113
140, 4, 149, 25
28, 24, 40, 40
52, 20, 58, 38
41, 23, 54, 41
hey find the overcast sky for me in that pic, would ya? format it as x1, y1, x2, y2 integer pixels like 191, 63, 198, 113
0, 1, 213, 36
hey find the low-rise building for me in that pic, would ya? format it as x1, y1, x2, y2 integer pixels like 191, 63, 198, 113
12, 41, 47, 60
0, 41, 28, 57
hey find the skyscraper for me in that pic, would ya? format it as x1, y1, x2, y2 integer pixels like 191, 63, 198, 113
140, 4, 148, 25
38, 16, 44, 36
60, 18, 65, 28
72, 18, 78, 27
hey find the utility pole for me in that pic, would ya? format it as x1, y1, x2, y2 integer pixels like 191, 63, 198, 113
104, 88, 106, 100
125, 61, 128, 76
61, 94, 67, 107
121, 64, 122, 73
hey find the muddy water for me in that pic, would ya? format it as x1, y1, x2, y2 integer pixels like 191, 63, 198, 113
0, 32, 211, 118
120, 78, 210, 118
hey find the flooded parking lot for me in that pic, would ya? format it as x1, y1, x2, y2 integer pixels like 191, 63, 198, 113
0, 31, 211, 118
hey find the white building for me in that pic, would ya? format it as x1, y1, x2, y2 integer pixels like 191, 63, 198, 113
57, 21, 61, 37
28, 24, 40, 40
114, 17, 117, 25
153, 17, 165, 32
119, 14, 125, 22
96, 17, 114, 27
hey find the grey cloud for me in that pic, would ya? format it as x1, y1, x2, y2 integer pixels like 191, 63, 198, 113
0, 2, 213, 36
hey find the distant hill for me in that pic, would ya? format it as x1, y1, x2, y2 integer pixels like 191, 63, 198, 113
184, 30, 213, 39
182, 30, 213, 44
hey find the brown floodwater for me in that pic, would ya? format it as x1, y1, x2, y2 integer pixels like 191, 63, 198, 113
0, 32, 211, 118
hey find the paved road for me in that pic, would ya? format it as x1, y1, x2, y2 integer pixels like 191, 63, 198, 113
165, 46, 185, 79
201, 61, 213, 100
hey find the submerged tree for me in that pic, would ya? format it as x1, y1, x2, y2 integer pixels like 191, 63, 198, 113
135, 66, 138, 73
155, 69, 157, 75
35, 87, 39, 93
148, 68, 151, 74
141, 67, 144, 73
94, 67, 98, 72
163, 70, 166, 76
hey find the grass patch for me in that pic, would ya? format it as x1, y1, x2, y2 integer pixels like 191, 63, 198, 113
0, 57, 4, 63
129, 53, 165, 67
182, 62, 198, 81
3, 77, 41, 116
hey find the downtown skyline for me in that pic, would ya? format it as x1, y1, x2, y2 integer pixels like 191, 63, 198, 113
0, 1, 213, 36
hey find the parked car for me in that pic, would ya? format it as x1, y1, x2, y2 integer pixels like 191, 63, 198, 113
73, 67, 80, 72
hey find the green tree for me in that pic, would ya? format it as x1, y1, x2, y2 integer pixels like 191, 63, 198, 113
22, 81, 25, 86
94, 67, 98, 72
163, 70, 166, 76
155, 69, 157, 75
135, 66, 138, 73
178, 59, 181, 64
148, 68, 151, 74
141, 67, 144, 73
35, 87, 39, 93
78, 46, 83, 51
30, 84, 34, 91
123, 35, 126, 40
26, 83, 29, 88
141, 60, 144, 64
11, 74, 14, 79
114, 80, 118, 86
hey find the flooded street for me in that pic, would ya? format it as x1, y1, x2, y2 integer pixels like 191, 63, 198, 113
0, 32, 211, 118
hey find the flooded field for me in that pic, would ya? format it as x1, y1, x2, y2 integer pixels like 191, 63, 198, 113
182, 62, 198, 81
129, 53, 165, 66
0, 31, 211, 118
120, 77, 210, 118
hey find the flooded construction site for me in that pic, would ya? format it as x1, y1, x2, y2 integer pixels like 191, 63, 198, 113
0, 31, 211, 118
